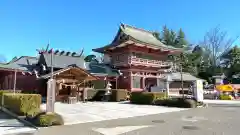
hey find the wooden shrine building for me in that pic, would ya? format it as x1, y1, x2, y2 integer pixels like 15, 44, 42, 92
0, 50, 120, 99
0, 23, 204, 97
93, 23, 183, 91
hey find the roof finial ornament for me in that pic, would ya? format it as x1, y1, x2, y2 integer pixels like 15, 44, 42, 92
46, 40, 50, 52
120, 22, 125, 28
79, 48, 84, 57
36, 40, 51, 54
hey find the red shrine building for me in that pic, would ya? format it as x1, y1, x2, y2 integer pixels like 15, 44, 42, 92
93, 23, 182, 91
0, 23, 202, 96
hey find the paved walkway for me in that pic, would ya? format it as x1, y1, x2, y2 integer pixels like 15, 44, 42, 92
41, 102, 187, 125
0, 111, 35, 135
203, 99, 240, 104
36, 104, 240, 135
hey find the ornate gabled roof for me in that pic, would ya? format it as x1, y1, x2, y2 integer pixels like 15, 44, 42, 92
38, 66, 99, 80
41, 53, 85, 69
93, 23, 182, 53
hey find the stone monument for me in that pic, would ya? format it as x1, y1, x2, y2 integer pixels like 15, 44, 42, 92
46, 79, 56, 112
193, 80, 204, 102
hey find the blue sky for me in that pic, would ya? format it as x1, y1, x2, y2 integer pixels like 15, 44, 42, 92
0, 0, 240, 61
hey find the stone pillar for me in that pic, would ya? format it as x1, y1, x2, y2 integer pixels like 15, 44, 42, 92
157, 78, 160, 87
165, 81, 170, 97
55, 83, 59, 101
47, 79, 56, 113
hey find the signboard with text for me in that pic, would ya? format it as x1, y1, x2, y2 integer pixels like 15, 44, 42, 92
193, 80, 204, 102
47, 79, 56, 112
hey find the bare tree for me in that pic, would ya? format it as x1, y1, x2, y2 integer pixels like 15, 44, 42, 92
200, 26, 239, 70
0, 54, 6, 63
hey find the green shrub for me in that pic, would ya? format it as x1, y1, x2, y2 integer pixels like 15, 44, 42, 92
130, 92, 166, 105
86, 89, 99, 100
0, 90, 10, 106
154, 98, 197, 108
0, 90, 22, 106
197, 101, 204, 106
183, 99, 197, 108
87, 89, 106, 101
31, 112, 64, 127
3, 93, 41, 116
220, 95, 233, 100
110, 89, 129, 102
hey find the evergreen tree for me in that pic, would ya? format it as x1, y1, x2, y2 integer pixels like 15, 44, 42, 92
161, 25, 171, 45
221, 46, 240, 77
169, 30, 176, 46
175, 28, 188, 48
153, 31, 161, 41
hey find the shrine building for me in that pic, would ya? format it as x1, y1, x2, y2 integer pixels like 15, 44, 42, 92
0, 23, 204, 99
93, 23, 183, 91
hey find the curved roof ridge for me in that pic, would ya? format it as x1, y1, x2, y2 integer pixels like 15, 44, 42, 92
121, 23, 154, 34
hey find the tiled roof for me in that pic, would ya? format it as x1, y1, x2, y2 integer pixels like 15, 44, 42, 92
0, 56, 38, 71
121, 24, 180, 50
42, 53, 85, 69
87, 62, 119, 76
38, 66, 98, 80
162, 72, 205, 81
93, 23, 182, 53
0, 53, 120, 77
41, 53, 120, 76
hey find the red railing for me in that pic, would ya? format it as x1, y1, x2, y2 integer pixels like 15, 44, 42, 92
129, 56, 172, 67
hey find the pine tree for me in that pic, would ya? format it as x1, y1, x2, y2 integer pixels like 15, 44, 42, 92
169, 30, 176, 46
161, 25, 171, 45
175, 28, 188, 48
153, 31, 161, 41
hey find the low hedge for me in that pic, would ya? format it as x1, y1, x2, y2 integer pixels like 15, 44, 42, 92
86, 89, 129, 102
87, 89, 106, 101
154, 98, 197, 108
28, 112, 64, 127
0, 90, 22, 105
220, 94, 233, 100
0, 90, 10, 106
110, 89, 128, 102
3, 93, 41, 116
130, 92, 166, 105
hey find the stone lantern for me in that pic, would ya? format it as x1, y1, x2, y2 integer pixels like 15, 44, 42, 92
106, 82, 112, 94
165, 74, 172, 97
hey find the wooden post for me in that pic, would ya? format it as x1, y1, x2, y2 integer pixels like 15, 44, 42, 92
130, 72, 132, 91
83, 80, 86, 103
180, 63, 184, 98
116, 76, 118, 89
142, 77, 145, 90
13, 69, 17, 94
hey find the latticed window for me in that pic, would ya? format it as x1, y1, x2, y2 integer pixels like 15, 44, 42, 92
134, 53, 157, 60
132, 76, 141, 88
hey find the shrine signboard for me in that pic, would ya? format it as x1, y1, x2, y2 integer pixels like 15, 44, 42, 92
193, 80, 203, 102
47, 79, 56, 112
